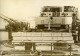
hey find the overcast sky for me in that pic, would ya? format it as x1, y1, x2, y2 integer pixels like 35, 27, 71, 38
0, 0, 80, 22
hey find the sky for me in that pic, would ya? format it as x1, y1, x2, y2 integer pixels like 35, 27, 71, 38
0, 0, 80, 22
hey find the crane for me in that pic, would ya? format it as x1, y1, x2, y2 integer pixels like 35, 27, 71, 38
0, 14, 20, 32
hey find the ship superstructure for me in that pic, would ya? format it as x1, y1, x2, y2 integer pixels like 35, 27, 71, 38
35, 6, 78, 32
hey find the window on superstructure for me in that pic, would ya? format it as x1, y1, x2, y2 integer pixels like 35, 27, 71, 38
42, 7, 61, 12
64, 6, 74, 12
51, 8, 61, 12
43, 8, 48, 12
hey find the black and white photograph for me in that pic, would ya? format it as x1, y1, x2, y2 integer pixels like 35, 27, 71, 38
0, 0, 80, 56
